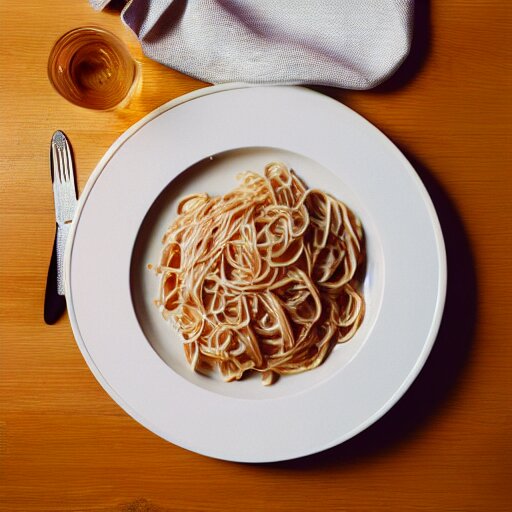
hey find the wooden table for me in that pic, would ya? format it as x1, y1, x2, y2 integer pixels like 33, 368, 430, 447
1, 1, 511, 510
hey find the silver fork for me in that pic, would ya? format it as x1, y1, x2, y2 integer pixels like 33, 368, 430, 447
50, 130, 78, 296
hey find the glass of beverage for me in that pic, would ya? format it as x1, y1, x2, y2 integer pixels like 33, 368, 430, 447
48, 27, 140, 111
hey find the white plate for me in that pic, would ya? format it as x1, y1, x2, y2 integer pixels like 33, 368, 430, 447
66, 84, 446, 462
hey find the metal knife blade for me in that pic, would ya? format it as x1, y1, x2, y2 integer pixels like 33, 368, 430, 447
44, 131, 78, 324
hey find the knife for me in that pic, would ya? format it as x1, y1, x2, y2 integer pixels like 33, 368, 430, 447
44, 131, 78, 324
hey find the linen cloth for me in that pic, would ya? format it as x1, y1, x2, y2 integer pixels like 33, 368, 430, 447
90, 0, 414, 89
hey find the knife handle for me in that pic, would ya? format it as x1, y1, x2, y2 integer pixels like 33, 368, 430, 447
56, 223, 71, 296
44, 226, 67, 325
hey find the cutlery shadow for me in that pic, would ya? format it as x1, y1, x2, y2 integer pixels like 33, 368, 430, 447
260, 151, 478, 470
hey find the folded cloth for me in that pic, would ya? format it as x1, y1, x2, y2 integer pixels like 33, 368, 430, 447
90, 0, 414, 89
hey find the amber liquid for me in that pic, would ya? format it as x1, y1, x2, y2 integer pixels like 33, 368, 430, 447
48, 27, 139, 110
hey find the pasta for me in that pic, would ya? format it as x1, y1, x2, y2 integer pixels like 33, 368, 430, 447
155, 163, 365, 385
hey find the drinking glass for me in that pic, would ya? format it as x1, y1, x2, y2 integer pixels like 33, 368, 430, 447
48, 27, 140, 111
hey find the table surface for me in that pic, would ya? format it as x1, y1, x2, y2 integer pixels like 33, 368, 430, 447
1, 1, 511, 510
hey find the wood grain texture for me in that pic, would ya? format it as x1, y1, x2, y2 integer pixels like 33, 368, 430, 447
1, 1, 511, 510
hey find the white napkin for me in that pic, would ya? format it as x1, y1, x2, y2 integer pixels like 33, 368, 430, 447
90, 0, 414, 89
